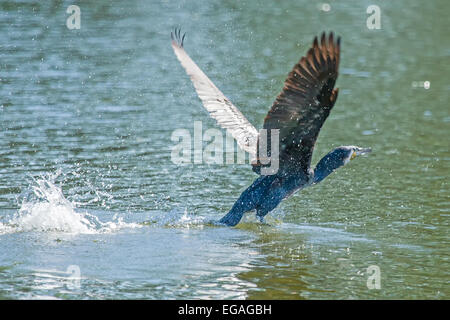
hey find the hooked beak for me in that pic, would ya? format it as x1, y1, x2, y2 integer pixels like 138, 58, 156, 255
355, 147, 372, 156
350, 147, 372, 161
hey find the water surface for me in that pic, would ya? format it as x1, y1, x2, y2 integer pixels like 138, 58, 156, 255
0, 0, 448, 299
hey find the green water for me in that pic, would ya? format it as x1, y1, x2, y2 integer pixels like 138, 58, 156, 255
0, 0, 448, 299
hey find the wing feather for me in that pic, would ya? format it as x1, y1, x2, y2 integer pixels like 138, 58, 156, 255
253, 32, 341, 175
171, 29, 258, 155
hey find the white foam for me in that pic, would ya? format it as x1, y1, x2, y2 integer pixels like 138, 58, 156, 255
0, 222, 15, 235
4, 170, 140, 235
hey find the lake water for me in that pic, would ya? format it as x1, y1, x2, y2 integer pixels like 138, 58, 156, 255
0, 0, 448, 299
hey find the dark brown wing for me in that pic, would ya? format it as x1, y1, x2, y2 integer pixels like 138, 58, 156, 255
253, 32, 340, 175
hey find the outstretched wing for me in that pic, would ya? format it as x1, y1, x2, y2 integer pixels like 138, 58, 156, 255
171, 28, 258, 156
253, 32, 341, 175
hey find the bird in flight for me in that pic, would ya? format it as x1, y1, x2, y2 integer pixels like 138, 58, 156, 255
171, 28, 371, 226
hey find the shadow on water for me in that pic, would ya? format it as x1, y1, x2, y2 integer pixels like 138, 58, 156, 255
234, 223, 314, 299
229, 219, 379, 299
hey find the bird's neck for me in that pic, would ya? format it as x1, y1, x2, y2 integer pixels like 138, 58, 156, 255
313, 150, 345, 184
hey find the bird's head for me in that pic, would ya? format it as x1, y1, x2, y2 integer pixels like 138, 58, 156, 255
313, 145, 372, 183
335, 145, 372, 165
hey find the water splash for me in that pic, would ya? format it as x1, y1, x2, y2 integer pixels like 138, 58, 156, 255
4, 170, 140, 235
0, 222, 14, 235
141, 208, 206, 229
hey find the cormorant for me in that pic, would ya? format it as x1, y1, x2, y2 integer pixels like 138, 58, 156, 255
171, 28, 371, 226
